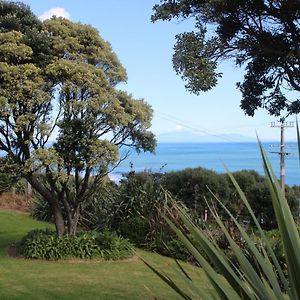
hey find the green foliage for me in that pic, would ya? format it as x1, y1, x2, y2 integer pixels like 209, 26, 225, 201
79, 180, 119, 230
30, 193, 53, 222
228, 170, 299, 229
115, 171, 170, 245
144, 139, 300, 299
259, 229, 286, 276
31, 179, 120, 229
162, 167, 230, 215
96, 230, 134, 260
152, 0, 300, 116
17, 229, 133, 261
164, 238, 192, 261
30, 167, 299, 264
162, 168, 299, 229
0, 155, 22, 194
0, 1, 156, 236
119, 216, 150, 247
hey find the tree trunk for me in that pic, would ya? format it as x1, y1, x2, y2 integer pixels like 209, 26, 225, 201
67, 206, 80, 236
53, 203, 65, 236
27, 174, 65, 236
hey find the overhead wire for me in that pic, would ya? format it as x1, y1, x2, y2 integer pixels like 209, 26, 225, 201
155, 110, 268, 143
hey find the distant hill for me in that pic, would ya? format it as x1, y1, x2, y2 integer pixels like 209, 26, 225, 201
157, 131, 257, 143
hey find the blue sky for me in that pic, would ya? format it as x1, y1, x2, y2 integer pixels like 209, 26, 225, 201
21, 0, 298, 142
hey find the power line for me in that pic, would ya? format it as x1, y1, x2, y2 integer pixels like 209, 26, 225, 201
156, 113, 237, 142
155, 110, 267, 143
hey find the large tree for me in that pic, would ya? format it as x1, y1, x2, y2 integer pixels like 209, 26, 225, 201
0, 1, 155, 235
152, 0, 300, 117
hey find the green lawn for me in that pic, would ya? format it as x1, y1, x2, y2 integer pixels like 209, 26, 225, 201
0, 210, 211, 299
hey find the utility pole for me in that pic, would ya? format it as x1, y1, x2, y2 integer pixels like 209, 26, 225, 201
270, 120, 294, 196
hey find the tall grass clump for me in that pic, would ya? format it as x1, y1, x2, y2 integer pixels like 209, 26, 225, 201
143, 125, 300, 299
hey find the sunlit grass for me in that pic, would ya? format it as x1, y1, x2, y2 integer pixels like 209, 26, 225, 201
0, 210, 210, 299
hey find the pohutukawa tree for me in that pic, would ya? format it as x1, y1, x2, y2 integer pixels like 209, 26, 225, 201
0, 1, 155, 235
152, 0, 300, 117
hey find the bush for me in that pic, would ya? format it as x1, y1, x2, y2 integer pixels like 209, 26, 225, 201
17, 229, 134, 260
161, 168, 299, 229
227, 170, 299, 229
114, 171, 170, 246
80, 181, 119, 230
30, 195, 53, 222
119, 216, 150, 246
29, 168, 300, 264
161, 167, 230, 216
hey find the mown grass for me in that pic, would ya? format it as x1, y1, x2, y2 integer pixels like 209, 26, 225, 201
0, 210, 210, 299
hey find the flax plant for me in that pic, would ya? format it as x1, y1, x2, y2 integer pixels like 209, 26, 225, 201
143, 124, 300, 300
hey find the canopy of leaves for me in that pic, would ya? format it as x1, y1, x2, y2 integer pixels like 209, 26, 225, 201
0, 1, 156, 235
152, 0, 300, 117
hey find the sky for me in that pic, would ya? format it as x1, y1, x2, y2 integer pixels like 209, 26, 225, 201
20, 0, 298, 142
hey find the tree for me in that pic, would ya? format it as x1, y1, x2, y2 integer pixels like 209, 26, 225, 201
0, 1, 155, 235
152, 0, 300, 117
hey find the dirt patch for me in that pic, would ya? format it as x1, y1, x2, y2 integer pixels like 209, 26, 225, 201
0, 194, 32, 212
6, 243, 17, 257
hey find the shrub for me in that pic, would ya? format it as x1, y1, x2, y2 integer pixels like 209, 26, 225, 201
161, 167, 230, 216
119, 216, 150, 246
79, 181, 119, 230
30, 194, 53, 222
96, 230, 134, 260
161, 168, 299, 229
17, 229, 134, 260
114, 171, 171, 246
227, 170, 299, 229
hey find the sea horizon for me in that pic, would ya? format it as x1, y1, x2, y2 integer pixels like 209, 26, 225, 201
111, 142, 300, 186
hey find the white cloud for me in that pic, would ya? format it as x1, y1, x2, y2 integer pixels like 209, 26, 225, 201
39, 7, 70, 21
174, 125, 186, 132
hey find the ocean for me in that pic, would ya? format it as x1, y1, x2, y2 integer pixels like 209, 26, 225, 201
111, 143, 300, 186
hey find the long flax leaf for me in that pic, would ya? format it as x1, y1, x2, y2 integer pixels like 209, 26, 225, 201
224, 164, 289, 293
209, 208, 275, 300
259, 142, 300, 257
207, 188, 284, 300
259, 140, 300, 295
165, 217, 241, 300
174, 209, 257, 300
172, 260, 214, 299
171, 205, 256, 300
140, 257, 193, 300
259, 141, 300, 299
143, 138, 300, 300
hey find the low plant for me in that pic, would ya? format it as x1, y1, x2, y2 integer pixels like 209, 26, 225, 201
17, 229, 134, 260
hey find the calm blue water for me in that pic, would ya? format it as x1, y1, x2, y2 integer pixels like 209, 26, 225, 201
111, 143, 300, 186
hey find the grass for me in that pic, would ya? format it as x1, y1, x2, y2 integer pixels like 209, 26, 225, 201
0, 210, 210, 299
